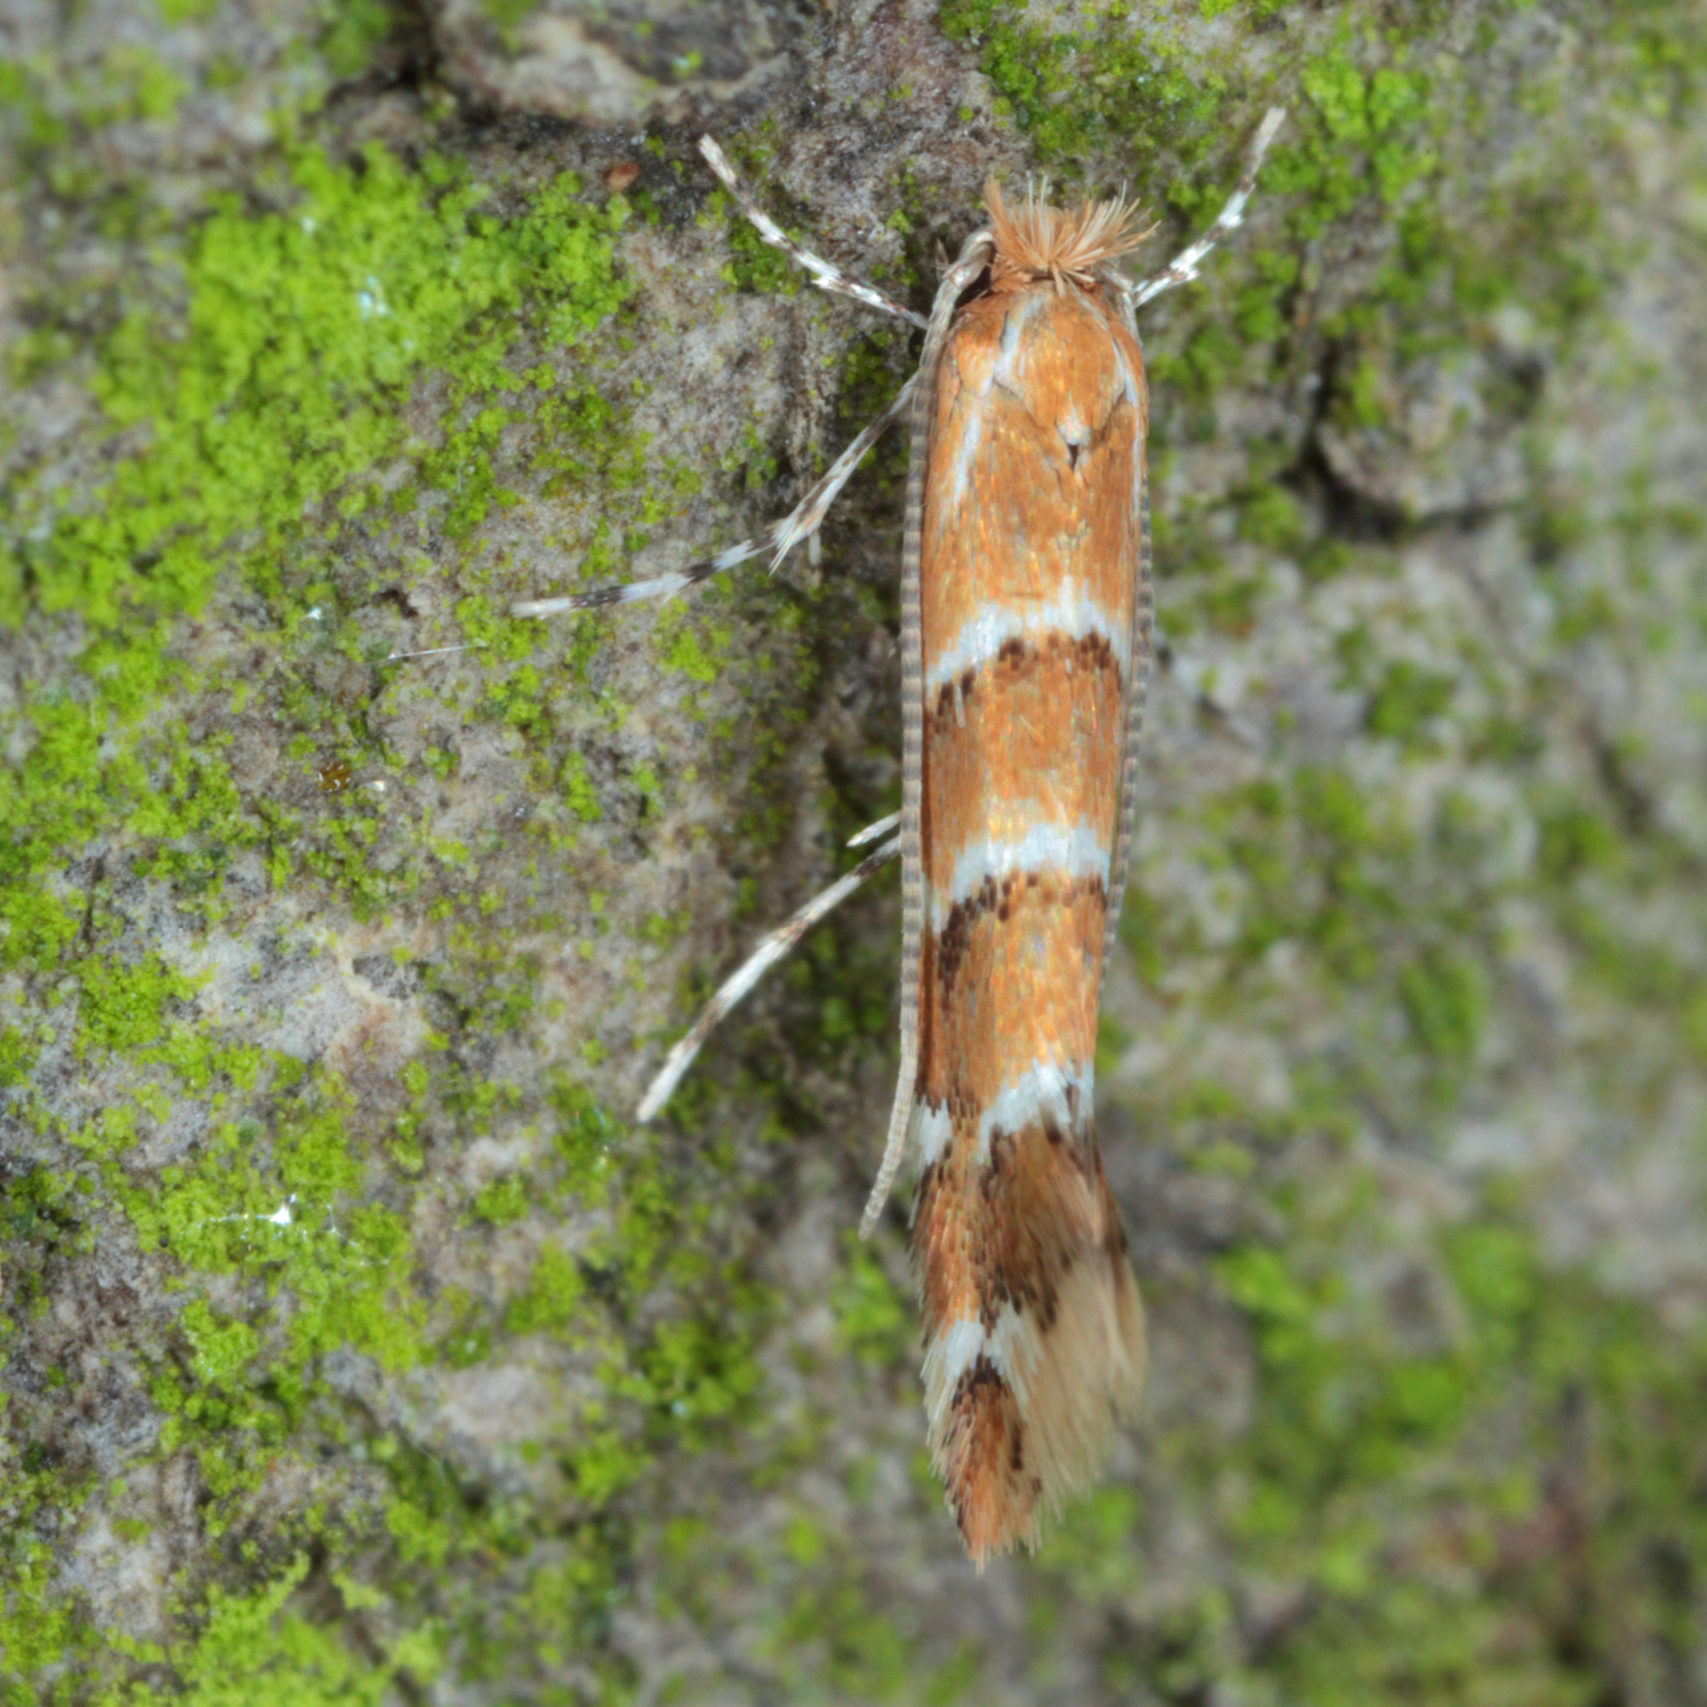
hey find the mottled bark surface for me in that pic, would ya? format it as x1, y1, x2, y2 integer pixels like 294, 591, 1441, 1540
2, 1, 1704, 1702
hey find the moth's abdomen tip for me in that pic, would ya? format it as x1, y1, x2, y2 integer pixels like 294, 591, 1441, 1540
916, 1113, 1146, 1563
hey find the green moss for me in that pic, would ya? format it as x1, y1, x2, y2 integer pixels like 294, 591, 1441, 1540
317, 0, 394, 79
559, 750, 604, 822
179, 1299, 262, 1389
828, 1232, 911, 1367
0, 1020, 39, 1088
938, 0, 1221, 185
1, 141, 637, 999
1364, 659, 1455, 746
26, 145, 627, 627
934, 0, 1615, 478
100, 44, 190, 125
1235, 483, 1307, 555
1214, 1205, 1707, 1703
502, 1243, 585, 1336
1396, 949, 1486, 1068
471, 1172, 531, 1226
73, 951, 204, 1057
5, 1035, 788, 1696
0, 1539, 79, 1694
1537, 795, 1624, 882
128, 1553, 444, 1705
653, 602, 732, 685
710, 188, 803, 299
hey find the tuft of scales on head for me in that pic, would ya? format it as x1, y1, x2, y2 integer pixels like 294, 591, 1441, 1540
984, 180, 1153, 295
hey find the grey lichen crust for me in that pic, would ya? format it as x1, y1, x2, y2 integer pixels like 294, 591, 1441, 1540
2, 0, 1705, 1702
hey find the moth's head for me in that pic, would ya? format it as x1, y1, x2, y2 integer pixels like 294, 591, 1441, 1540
983, 179, 1153, 295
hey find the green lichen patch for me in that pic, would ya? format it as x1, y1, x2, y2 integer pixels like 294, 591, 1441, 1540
1, 138, 639, 1022
1191, 1199, 1707, 1706
15, 143, 629, 629
2, 1036, 794, 1699
938, 0, 1224, 189
123, 1551, 444, 1706
0, 97, 831, 1698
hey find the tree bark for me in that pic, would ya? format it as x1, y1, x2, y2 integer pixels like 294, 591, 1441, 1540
2, 0, 1704, 1701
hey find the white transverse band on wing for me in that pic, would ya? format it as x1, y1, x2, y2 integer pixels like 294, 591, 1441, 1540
913, 1101, 955, 1169
913, 1060, 1093, 1173
922, 1305, 1036, 1411
929, 818, 1111, 933
976, 1059, 1092, 1163
924, 581, 1126, 699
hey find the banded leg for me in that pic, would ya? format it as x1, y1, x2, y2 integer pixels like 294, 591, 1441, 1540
1128, 107, 1286, 310
636, 833, 901, 1122
699, 137, 928, 332
513, 377, 913, 619
847, 810, 900, 848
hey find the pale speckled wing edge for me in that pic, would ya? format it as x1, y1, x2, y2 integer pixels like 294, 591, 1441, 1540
860, 230, 999, 1239
1099, 273, 1154, 989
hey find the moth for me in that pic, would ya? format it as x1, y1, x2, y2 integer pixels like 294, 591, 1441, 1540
516, 111, 1286, 1565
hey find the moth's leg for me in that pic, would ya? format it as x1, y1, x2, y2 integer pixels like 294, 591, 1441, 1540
636, 834, 901, 1122
846, 811, 900, 849
699, 137, 929, 332
513, 377, 913, 620
1129, 107, 1286, 311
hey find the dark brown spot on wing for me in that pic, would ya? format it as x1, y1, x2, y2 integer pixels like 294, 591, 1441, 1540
925, 630, 1121, 741
931, 871, 1107, 999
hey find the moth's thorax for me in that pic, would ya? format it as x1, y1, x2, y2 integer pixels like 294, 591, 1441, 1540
941, 279, 1144, 459
922, 283, 1146, 619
